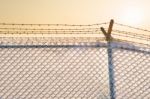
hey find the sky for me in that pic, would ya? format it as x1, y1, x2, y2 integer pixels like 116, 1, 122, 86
0, 0, 150, 28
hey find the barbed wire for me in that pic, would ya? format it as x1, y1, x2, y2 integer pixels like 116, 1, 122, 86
112, 30, 150, 40
113, 30, 149, 37
112, 33, 149, 41
115, 23, 150, 33
0, 22, 149, 44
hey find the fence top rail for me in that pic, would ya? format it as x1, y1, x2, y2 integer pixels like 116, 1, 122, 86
0, 43, 149, 54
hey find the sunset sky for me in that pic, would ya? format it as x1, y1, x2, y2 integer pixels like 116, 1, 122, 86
0, 0, 150, 28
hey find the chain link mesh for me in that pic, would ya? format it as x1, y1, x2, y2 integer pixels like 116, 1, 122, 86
113, 48, 150, 99
0, 37, 110, 99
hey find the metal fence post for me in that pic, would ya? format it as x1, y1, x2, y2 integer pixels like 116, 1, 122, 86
101, 19, 115, 99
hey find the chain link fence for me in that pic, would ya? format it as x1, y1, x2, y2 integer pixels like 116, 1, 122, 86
0, 22, 149, 99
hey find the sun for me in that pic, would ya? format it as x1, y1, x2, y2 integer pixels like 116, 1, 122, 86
119, 7, 144, 25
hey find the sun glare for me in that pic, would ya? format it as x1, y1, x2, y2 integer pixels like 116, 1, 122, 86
119, 7, 144, 25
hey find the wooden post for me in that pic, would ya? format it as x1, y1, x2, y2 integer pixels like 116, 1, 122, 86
101, 19, 115, 99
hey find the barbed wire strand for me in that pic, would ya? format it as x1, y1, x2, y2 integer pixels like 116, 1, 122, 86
0, 22, 108, 26
0, 28, 100, 31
